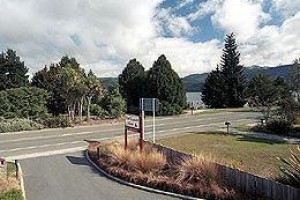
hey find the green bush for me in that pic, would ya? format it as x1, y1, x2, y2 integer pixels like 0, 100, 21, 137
0, 189, 23, 200
0, 118, 44, 133
265, 119, 293, 135
41, 117, 72, 128
90, 104, 108, 118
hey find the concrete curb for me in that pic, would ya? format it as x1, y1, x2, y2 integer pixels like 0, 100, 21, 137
16, 162, 26, 200
85, 150, 204, 200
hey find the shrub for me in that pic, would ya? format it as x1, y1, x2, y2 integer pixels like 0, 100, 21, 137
0, 118, 44, 133
265, 119, 292, 135
0, 189, 23, 200
277, 146, 300, 188
90, 104, 108, 118
41, 117, 72, 128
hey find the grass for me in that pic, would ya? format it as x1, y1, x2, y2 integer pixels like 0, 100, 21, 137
89, 140, 238, 199
0, 162, 22, 200
158, 132, 298, 178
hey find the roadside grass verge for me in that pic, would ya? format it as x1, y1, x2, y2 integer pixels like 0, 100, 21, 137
158, 132, 298, 178
0, 162, 22, 200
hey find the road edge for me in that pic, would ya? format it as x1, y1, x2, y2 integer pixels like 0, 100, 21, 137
85, 150, 203, 200
17, 162, 26, 200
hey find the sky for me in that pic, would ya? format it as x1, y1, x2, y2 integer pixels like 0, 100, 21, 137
0, 0, 300, 77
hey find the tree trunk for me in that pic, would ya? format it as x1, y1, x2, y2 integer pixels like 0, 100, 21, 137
80, 96, 84, 123
87, 96, 92, 121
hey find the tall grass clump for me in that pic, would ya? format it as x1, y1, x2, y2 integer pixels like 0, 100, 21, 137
175, 155, 219, 185
277, 146, 300, 188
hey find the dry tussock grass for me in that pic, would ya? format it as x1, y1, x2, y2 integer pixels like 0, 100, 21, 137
0, 176, 20, 193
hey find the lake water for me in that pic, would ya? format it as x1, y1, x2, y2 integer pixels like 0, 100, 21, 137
186, 92, 204, 108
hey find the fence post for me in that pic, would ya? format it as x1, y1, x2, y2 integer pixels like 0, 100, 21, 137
15, 159, 22, 180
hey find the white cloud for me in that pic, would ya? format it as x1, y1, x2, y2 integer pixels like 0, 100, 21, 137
272, 0, 300, 18
212, 0, 270, 42
241, 12, 300, 67
156, 8, 194, 37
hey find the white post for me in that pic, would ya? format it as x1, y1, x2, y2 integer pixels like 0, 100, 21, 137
153, 98, 156, 143
141, 98, 145, 140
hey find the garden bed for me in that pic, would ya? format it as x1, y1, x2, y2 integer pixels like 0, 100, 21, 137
88, 140, 251, 200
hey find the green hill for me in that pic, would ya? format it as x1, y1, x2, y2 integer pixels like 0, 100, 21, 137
182, 65, 292, 92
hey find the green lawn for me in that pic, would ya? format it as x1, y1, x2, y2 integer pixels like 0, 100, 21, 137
158, 132, 298, 178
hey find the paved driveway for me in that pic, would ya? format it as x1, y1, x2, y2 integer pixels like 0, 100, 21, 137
21, 151, 180, 200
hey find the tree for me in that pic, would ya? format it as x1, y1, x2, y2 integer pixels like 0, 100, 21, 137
246, 74, 292, 121
0, 87, 48, 118
0, 49, 29, 90
290, 58, 300, 101
146, 55, 186, 115
86, 70, 102, 120
220, 33, 246, 107
201, 67, 226, 108
119, 59, 145, 112
31, 64, 66, 116
102, 88, 126, 118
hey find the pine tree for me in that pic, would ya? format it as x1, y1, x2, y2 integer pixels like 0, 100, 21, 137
201, 67, 226, 108
220, 33, 246, 107
0, 49, 29, 90
146, 55, 186, 115
118, 59, 145, 112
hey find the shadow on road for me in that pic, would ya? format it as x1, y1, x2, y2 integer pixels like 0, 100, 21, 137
66, 152, 89, 166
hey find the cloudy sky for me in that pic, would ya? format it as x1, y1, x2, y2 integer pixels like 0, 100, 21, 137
0, 0, 300, 77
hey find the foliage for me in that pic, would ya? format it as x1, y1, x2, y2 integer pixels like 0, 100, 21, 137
119, 59, 145, 112
0, 87, 48, 118
264, 119, 293, 135
101, 89, 126, 118
0, 49, 29, 91
202, 33, 246, 108
0, 189, 23, 200
0, 118, 44, 133
290, 58, 300, 102
219, 33, 246, 107
202, 68, 226, 108
277, 146, 300, 188
90, 104, 108, 118
86, 70, 103, 120
40, 117, 72, 128
146, 55, 186, 115
246, 74, 292, 122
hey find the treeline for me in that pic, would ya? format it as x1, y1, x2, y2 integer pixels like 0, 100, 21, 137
119, 55, 186, 115
202, 33, 300, 134
0, 49, 126, 130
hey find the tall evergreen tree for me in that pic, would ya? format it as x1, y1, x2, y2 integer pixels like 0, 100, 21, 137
290, 58, 300, 101
146, 55, 186, 115
220, 33, 246, 107
201, 67, 226, 108
0, 49, 29, 90
118, 59, 145, 112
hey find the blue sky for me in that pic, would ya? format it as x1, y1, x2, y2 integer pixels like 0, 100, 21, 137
0, 0, 300, 77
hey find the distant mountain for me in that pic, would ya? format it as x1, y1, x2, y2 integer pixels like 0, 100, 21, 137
99, 77, 119, 91
183, 64, 292, 92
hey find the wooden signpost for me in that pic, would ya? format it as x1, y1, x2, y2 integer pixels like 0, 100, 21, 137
124, 113, 144, 151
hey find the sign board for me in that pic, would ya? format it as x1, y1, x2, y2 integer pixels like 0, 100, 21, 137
140, 98, 159, 112
125, 114, 140, 129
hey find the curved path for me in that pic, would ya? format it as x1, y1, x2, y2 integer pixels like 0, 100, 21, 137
21, 151, 179, 200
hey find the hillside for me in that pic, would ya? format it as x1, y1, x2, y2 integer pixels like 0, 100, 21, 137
183, 65, 292, 92
99, 65, 292, 92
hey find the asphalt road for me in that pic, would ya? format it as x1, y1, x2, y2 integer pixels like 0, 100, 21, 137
21, 151, 179, 200
0, 110, 261, 200
0, 111, 260, 160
